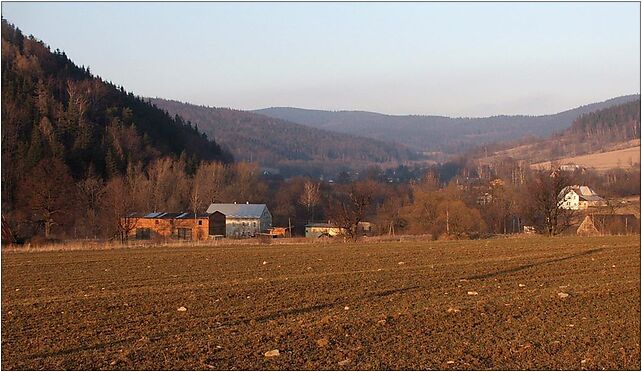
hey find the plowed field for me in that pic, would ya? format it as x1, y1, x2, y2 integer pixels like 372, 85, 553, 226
2, 236, 640, 370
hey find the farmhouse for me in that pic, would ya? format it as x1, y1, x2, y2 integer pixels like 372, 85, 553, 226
126, 212, 211, 241
577, 214, 640, 236
558, 185, 607, 210
206, 203, 272, 238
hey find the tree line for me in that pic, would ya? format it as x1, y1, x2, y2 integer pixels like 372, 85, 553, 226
8, 151, 639, 243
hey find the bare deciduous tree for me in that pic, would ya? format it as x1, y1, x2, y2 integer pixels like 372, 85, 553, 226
75, 173, 105, 238
103, 176, 137, 243
298, 180, 320, 223
525, 170, 576, 236
19, 159, 76, 239
328, 180, 376, 240
192, 161, 226, 211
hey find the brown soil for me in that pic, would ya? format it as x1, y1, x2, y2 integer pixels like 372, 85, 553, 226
2, 236, 640, 370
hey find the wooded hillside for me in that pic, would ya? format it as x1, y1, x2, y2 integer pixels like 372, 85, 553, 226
1, 20, 232, 240
567, 99, 640, 143
149, 98, 417, 177
474, 100, 641, 168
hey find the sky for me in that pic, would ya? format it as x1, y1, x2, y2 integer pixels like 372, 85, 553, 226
2, 2, 640, 117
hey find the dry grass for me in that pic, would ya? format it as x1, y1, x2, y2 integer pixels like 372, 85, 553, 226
2, 236, 364, 253
531, 145, 640, 171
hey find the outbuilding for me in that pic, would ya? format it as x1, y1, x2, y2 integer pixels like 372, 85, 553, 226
206, 203, 272, 238
127, 212, 210, 241
305, 223, 346, 238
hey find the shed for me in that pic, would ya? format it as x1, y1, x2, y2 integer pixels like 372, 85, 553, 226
208, 211, 226, 236
305, 223, 345, 238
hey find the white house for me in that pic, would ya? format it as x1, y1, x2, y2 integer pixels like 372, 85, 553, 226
206, 203, 272, 238
558, 185, 607, 210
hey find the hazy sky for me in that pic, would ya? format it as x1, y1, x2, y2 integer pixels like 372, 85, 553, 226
2, 2, 640, 116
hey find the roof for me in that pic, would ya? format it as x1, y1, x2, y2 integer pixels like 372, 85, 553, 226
158, 212, 182, 219
176, 212, 210, 219
206, 203, 267, 218
127, 212, 209, 219
559, 185, 603, 199
579, 195, 605, 202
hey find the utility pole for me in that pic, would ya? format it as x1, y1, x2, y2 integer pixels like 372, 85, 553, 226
446, 208, 450, 235
288, 218, 292, 238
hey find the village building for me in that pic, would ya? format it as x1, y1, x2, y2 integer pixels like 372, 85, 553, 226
305, 223, 346, 238
477, 192, 493, 206
304, 221, 373, 238
558, 164, 586, 173
126, 212, 211, 241
577, 214, 640, 236
523, 225, 537, 234
267, 227, 290, 238
358, 221, 374, 236
558, 185, 607, 210
206, 203, 272, 238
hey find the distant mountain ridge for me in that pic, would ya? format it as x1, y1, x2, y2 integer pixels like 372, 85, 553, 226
148, 98, 417, 177
254, 95, 640, 153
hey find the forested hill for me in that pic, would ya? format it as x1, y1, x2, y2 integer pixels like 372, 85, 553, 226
566, 99, 640, 141
474, 99, 641, 166
1, 19, 230, 193
254, 95, 640, 153
149, 98, 417, 176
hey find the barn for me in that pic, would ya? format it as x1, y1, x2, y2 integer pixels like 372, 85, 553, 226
206, 203, 272, 238
127, 212, 210, 241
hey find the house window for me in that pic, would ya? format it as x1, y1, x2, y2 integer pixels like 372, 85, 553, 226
177, 228, 192, 240
198, 220, 202, 226
155, 220, 159, 225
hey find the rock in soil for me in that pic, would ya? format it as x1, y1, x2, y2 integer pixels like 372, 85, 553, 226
316, 338, 329, 347
338, 358, 351, 366
557, 292, 570, 299
177, 306, 187, 312
264, 349, 280, 357
467, 291, 478, 296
